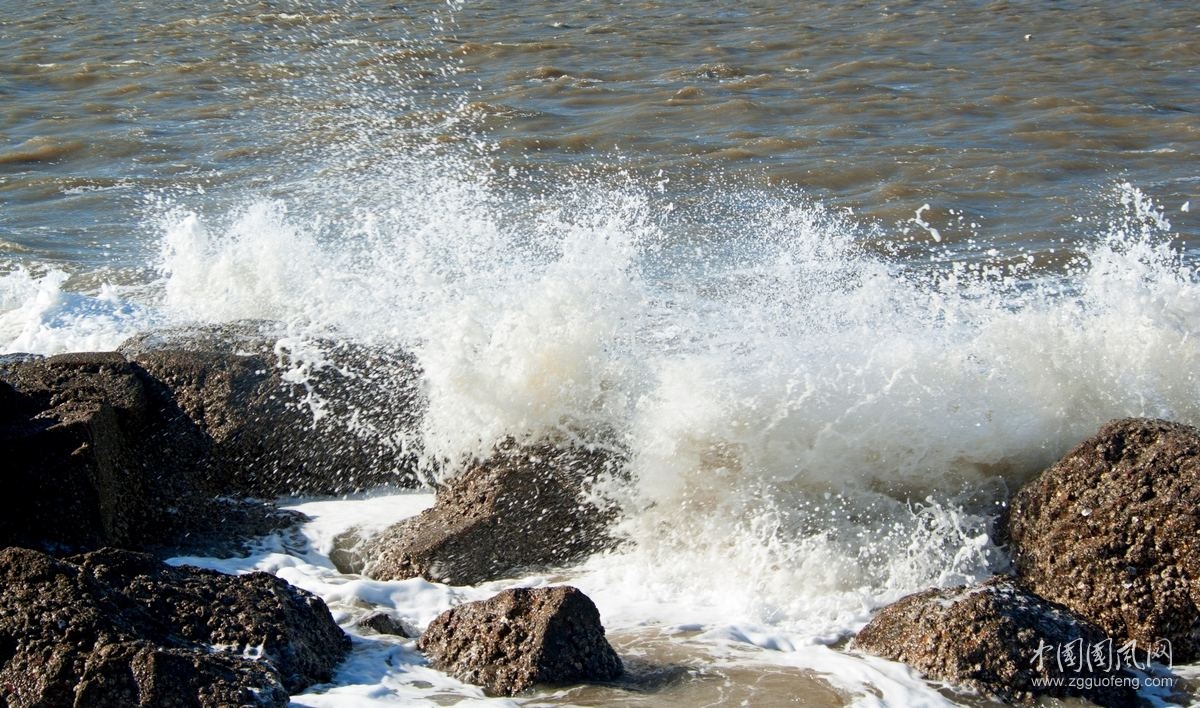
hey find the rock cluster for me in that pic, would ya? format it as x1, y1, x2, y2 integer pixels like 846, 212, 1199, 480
336, 441, 628, 697
1, 326, 629, 703
15, 326, 1199, 705
0, 325, 433, 704
0, 546, 349, 707
0, 325, 425, 555
418, 586, 623, 696
854, 578, 1134, 706
855, 418, 1197, 704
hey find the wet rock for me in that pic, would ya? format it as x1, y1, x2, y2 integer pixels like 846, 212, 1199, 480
362, 443, 620, 585
1008, 418, 1200, 662
75, 548, 350, 691
72, 641, 290, 708
0, 546, 348, 706
418, 586, 622, 696
853, 577, 1137, 706
120, 323, 424, 496
357, 611, 418, 638
0, 352, 297, 555
0, 322, 427, 553
328, 527, 370, 575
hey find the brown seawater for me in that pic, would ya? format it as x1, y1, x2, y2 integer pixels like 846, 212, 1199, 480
2, 1, 1196, 267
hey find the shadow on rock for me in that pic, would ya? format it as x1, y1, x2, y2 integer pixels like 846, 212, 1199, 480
0, 352, 298, 556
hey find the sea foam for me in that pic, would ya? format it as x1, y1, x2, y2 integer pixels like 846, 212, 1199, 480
5, 166, 1197, 703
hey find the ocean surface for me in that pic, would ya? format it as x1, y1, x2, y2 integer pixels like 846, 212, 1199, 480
3, 1, 1199, 705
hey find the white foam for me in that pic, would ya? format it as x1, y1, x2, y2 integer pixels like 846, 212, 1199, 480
20, 172, 1200, 633
10, 161, 1200, 704
0, 265, 150, 354
169, 494, 960, 706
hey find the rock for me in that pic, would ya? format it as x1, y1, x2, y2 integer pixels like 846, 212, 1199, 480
357, 611, 418, 638
418, 586, 622, 696
1008, 418, 1200, 662
0, 352, 297, 555
0, 546, 348, 706
75, 548, 350, 691
0, 322, 427, 553
329, 527, 370, 575
72, 641, 290, 708
361, 443, 620, 585
0, 378, 24, 419
120, 323, 424, 496
853, 577, 1137, 706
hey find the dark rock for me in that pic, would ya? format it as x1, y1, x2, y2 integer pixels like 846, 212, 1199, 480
72, 641, 289, 708
0, 378, 25, 421
418, 586, 622, 696
73, 548, 350, 692
1008, 418, 1200, 662
0, 352, 297, 555
0, 352, 192, 551
120, 323, 424, 496
357, 611, 418, 638
853, 577, 1137, 706
362, 443, 620, 585
0, 322, 426, 554
0, 546, 348, 706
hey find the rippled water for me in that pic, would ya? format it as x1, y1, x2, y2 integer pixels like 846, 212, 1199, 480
3, 2, 1200, 706
2, 1, 1197, 269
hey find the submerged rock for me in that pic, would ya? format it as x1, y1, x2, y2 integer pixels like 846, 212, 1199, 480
357, 611, 419, 638
0, 352, 295, 554
853, 577, 1136, 706
121, 322, 424, 496
0, 546, 348, 706
418, 586, 623, 696
360, 443, 620, 585
329, 526, 372, 575
1008, 418, 1200, 662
